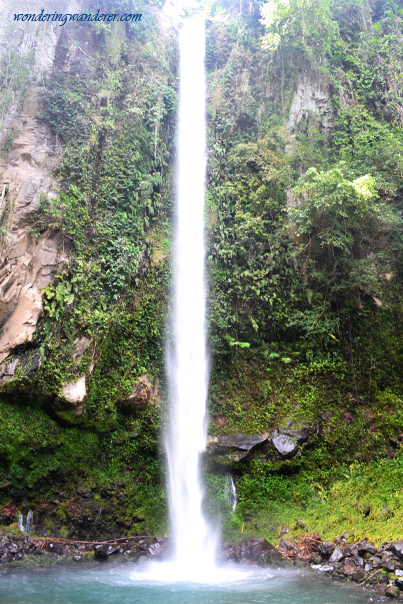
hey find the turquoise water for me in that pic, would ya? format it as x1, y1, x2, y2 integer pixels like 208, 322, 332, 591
0, 561, 370, 604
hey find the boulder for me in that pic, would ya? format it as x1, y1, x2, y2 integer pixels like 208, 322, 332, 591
344, 544, 358, 556
349, 555, 364, 567
94, 544, 109, 560
358, 543, 377, 556
318, 541, 335, 558
386, 586, 400, 598
330, 546, 344, 563
249, 538, 275, 561
271, 431, 297, 457
94, 544, 118, 560
271, 421, 310, 458
60, 376, 86, 416
366, 569, 384, 584
205, 433, 270, 463
352, 571, 366, 582
121, 375, 160, 410
341, 564, 357, 576
390, 542, 403, 560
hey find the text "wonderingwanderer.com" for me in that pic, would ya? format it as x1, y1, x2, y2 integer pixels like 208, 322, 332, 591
13, 9, 142, 26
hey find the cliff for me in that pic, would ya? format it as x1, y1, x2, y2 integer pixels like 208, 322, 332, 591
0, 0, 403, 545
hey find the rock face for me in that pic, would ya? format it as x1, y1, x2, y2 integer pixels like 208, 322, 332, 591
205, 433, 270, 463
0, 350, 42, 386
286, 66, 334, 137
224, 538, 275, 563
0, 97, 70, 364
0, 1, 76, 364
121, 375, 160, 410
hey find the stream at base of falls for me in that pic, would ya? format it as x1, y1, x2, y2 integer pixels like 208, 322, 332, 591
0, 561, 370, 604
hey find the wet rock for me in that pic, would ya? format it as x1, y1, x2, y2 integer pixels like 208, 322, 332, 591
358, 543, 378, 556
344, 544, 358, 557
205, 433, 270, 463
318, 541, 335, 558
330, 546, 344, 563
73, 555, 81, 562
350, 555, 364, 567
386, 585, 400, 598
395, 578, 403, 591
366, 569, 385, 585
352, 571, 366, 582
369, 556, 381, 567
312, 564, 333, 572
390, 542, 403, 560
341, 564, 357, 576
148, 543, 161, 557
310, 552, 323, 564
249, 538, 275, 561
383, 561, 399, 572
94, 544, 109, 560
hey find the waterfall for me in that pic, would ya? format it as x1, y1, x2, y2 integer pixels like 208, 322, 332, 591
225, 473, 237, 514
18, 510, 33, 533
166, 18, 216, 574
18, 512, 24, 532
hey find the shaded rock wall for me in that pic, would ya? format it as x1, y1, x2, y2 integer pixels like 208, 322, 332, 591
0, 0, 78, 363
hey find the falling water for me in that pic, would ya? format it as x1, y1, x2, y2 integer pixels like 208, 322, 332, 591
18, 510, 33, 533
166, 19, 216, 574
18, 512, 24, 532
225, 474, 237, 514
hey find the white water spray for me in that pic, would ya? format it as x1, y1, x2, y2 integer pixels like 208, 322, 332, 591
18, 510, 33, 533
166, 19, 216, 575
225, 473, 237, 514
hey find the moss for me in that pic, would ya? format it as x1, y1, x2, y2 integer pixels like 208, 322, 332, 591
230, 452, 403, 546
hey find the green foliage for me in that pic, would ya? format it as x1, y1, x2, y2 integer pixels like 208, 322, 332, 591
0, 30, 34, 127
261, 0, 338, 57
234, 452, 403, 545
39, 75, 90, 145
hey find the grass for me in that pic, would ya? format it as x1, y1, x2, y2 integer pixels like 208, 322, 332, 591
230, 451, 403, 545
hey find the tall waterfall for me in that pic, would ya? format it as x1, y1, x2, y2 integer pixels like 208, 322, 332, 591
166, 19, 216, 574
